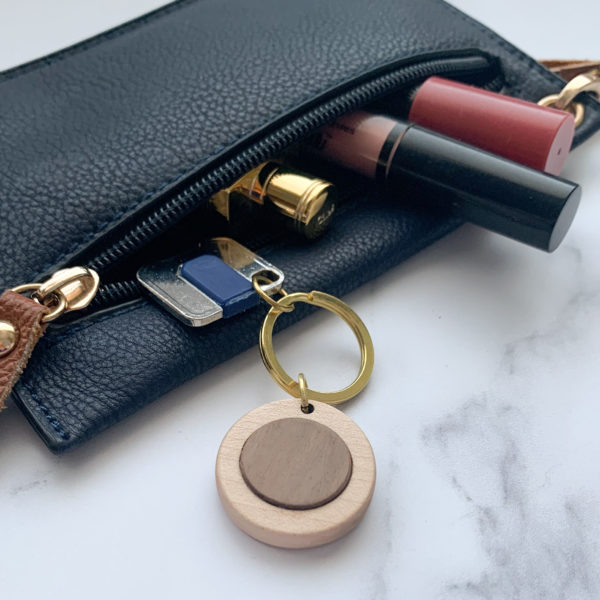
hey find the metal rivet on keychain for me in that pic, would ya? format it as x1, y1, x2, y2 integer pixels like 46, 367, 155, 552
215, 274, 376, 549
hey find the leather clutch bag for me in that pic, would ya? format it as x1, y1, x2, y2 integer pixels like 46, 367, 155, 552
2, 0, 599, 452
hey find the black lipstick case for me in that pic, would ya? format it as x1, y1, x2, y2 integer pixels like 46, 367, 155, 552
386, 123, 581, 252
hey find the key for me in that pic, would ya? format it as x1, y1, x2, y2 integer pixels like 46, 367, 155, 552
137, 237, 284, 327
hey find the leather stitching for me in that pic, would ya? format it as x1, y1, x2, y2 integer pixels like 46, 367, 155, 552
20, 380, 70, 440
15, 302, 144, 439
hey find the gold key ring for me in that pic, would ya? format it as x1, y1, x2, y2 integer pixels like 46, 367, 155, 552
258, 289, 374, 405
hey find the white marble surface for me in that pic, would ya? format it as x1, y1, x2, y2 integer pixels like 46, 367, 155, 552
1, 1, 600, 598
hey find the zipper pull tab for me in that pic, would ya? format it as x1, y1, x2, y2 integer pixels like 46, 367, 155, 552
538, 64, 600, 128
0, 267, 99, 410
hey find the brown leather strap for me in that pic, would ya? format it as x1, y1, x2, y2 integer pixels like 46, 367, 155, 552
540, 59, 600, 81
0, 291, 48, 410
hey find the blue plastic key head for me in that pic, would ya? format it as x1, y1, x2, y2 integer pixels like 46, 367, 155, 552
180, 254, 258, 318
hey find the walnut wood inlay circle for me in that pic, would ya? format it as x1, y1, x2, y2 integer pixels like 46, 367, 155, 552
239, 418, 353, 510
215, 398, 376, 549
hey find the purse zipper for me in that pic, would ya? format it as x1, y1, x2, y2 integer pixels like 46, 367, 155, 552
76, 52, 504, 312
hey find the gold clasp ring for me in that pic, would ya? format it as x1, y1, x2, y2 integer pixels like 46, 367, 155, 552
538, 93, 586, 127
538, 68, 600, 128
258, 289, 374, 405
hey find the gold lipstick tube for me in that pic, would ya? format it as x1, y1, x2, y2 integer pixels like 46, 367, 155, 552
210, 162, 336, 239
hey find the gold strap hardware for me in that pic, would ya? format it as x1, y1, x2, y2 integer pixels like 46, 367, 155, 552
0, 267, 100, 407
538, 66, 600, 128
12, 267, 100, 323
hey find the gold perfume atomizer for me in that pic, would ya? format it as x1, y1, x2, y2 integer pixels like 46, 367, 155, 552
210, 162, 336, 239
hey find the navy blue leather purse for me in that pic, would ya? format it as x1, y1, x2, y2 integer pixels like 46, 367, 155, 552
1, 0, 599, 451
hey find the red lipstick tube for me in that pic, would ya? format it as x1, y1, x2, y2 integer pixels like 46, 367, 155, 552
408, 77, 575, 175
310, 112, 581, 252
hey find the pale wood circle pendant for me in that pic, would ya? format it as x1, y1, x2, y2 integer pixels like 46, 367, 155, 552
216, 398, 376, 549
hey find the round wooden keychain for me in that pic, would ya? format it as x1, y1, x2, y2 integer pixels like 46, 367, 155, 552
215, 276, 376, 549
